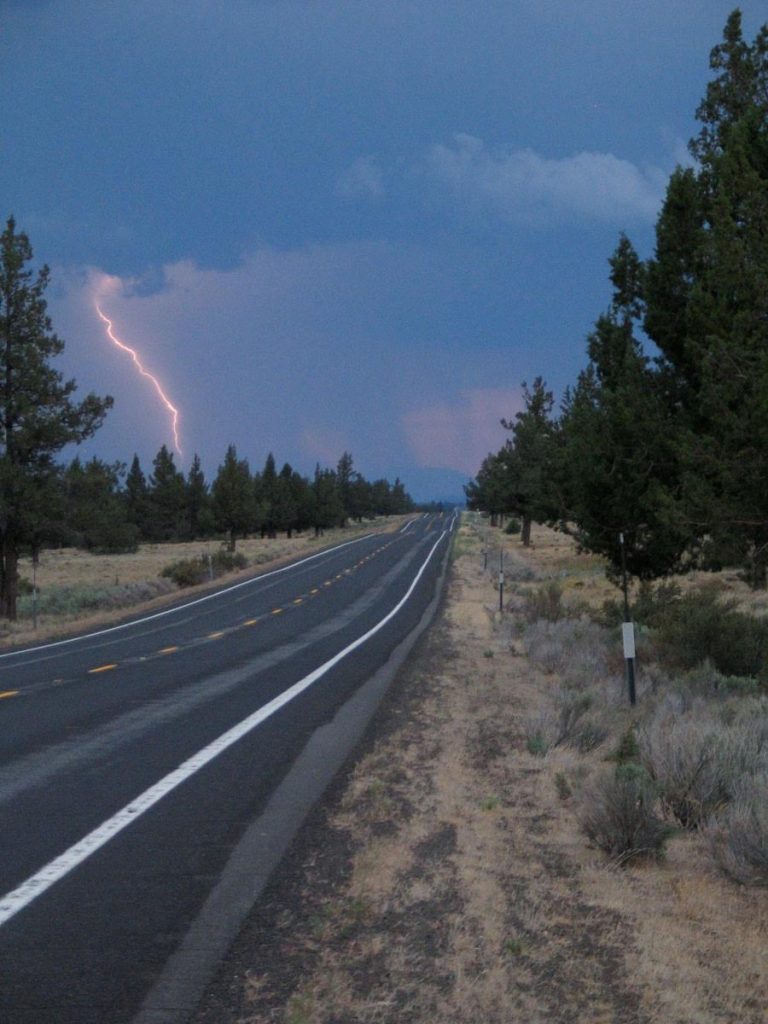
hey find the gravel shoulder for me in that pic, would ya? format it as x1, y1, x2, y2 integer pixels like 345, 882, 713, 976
193, 518, 768, 1024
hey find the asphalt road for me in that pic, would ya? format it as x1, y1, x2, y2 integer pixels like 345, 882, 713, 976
0, 512, 456, 1023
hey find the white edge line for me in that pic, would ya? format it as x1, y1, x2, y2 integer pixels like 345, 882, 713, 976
0, 533, 376, 661
0, 529, 448, 927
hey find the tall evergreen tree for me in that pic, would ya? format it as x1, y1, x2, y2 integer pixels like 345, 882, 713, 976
124, 454, 150, 537
212, 445, 253, 551
561, 238, 690, 580
63, 457, 137, 552
644, 10, 768, 584
311, 465, 344, 534
186, 453, 212, 539
258, 452, 279, 538
272, 462, 298, 537
0, 219, 112, 617
336, 451, 355, 523
146, 445, 186, 541
501, 377, 558, 545
347, 474, 373, 522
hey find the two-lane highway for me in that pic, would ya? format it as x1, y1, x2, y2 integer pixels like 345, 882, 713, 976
0, 512, 457, 1023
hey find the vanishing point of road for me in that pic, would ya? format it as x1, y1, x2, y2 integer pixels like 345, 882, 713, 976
0, 512, 456, 1023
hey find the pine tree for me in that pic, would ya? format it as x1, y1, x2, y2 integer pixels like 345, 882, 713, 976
644, 10, 768, 585
348, 474, 373, 522
501, 377, 558, 545
562, 238, 689, 579
0, 219, 112, 617
259, 452, 278, 538
212, 445, 253, 551
312, 465, 344, 534
272, 463, 298, 537
147, 445, 186, 541
63, 457, 137, 552
186, 453, 212, 539
124, 454, 150, 537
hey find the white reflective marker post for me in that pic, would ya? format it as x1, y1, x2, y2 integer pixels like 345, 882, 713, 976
619, 532, 637, 706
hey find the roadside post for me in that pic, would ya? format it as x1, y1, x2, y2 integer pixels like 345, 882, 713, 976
499, 548, 504, 613
619, 532, 637, 706
32, 551, 38, 631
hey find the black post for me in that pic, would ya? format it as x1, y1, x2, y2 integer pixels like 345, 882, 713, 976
498, 547, 504, 613
32, 552, 38, 631
619, 532, 636, 706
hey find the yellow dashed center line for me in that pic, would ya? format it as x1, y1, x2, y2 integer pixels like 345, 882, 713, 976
293, 598, 303, 605
244, 618, 259, 626
159, 646, 178, 654
0, 690, 19, 699
208, 631, 225, 640
272, 608, 283, 615
310, 588, 319, 595
88, 664, 117, 675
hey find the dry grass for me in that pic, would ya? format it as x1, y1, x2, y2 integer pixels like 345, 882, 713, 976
2, 517, 403, 648
198, 515, 768, 1024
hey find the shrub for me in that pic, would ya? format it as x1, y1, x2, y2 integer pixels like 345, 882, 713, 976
683, 660, 760, 697
632, 580, 683, 627
555, 772, 572, 800
639, 706, 730, 828
524, 687, 608, 755
160, 559, 208, 588
504, 517, 521, 535
16, 579, 175, 620
639, 698, 768, 828
501, 551, 538, 583
160, 549, 247, 588
523, 708, 555, 756
554, 688, 595, 747
610, 727, 640, 766
524, 618, 614, 692
522, 581, 565, 624
526, 732, 548, 757
653, 589, 768, 679
705, 777, 768, 886
599, 579, 682, 629
579, 767, 670, 863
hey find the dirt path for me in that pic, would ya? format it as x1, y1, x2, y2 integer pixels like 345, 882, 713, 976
194, 519, 767, 1024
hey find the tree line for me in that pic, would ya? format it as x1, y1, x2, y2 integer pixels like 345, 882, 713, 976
466, 11, 768, 588
0, 214, 413, 621
58, 446, 413, 555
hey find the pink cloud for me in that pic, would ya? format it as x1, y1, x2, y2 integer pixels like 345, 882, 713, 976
402, 388, 523, 477
299, 427, 351, 468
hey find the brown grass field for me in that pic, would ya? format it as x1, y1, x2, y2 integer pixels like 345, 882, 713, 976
1, 517, 402, 648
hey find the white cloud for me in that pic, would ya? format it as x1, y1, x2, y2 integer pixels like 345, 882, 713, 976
427, 133, 665, 226
336, 156, 385, 199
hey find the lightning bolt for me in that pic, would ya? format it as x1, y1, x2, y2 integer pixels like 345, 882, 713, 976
95, 303, 183, 457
